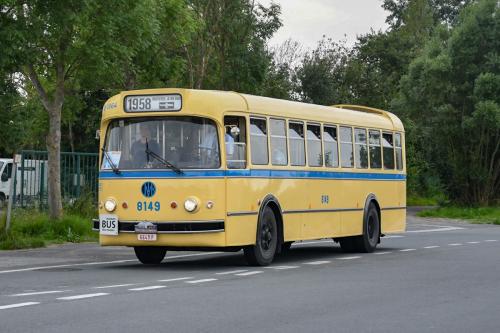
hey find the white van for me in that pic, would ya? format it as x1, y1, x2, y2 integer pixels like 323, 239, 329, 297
0, 157, 48, 208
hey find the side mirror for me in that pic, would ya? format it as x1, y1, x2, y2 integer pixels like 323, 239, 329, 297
1, 173, 8, 182
95, 130, 101, 140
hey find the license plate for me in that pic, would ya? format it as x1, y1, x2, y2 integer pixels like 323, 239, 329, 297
137, 234, 157, 241
99, 214, 118, 235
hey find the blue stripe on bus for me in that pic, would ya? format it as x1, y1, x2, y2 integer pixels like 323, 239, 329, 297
99, 169, 406, 181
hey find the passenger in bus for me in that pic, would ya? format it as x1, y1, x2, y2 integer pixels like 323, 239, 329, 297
130, 125, 160, 168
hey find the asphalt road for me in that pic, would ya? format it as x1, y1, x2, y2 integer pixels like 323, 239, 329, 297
0, 209, 499, 333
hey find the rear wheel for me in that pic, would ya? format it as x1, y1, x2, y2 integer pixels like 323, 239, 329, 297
0, 194, 5, 210
339, 203, 380, 253
244, 206, 278, 266
134, 246, 167, 264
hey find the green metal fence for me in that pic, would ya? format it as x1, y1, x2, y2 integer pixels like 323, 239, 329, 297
14, 150, 99, 208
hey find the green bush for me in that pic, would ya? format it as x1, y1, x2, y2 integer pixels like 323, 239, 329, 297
0, 209, 98, 250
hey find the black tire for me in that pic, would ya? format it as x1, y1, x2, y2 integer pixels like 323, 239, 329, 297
282, 241, 293, 252
0, 194, 5, 210
338, 204, 380, 253
244, 206, 278, 266
338, 237, 358, 253
357, 203, 380, 252
134, 246, 167, 264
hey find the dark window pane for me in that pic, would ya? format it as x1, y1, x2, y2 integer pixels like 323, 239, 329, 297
307, 124, 322, 167
289, 122, 305, 166
340, 126, 353, 168
369, 130, 382, 169
250, 118, 269, 165
323, 126, 338, 167
354, 128, 368, 168
382, 132, 394, 169
395, 133, 403, 170
270, 119, 288, 166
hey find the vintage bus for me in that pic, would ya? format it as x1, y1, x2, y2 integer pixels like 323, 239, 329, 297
94, 89, 406, 266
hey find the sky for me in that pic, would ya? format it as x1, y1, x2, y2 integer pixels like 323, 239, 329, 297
257, 0, 390, 50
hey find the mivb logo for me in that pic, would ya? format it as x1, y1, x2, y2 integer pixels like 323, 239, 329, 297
141, 182, 156, 198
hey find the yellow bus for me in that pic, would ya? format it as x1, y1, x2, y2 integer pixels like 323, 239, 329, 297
94, 88, 406, 266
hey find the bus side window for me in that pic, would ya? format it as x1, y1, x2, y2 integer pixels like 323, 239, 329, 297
224, 116, 247, 169
340, 126, 353, 168
382, 132, 395, 169
395, 133, 403, 170
270, 118, 288, 166
354, 128, 368, 169
323, 125, 338, 167
307, 124, 322, 167
369, 130, 382, 169
250, 118, 269, 165
288, 122, 305, 166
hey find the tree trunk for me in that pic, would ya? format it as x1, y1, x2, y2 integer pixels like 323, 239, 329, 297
25, 63, 64, 220
47, 105, 63, 220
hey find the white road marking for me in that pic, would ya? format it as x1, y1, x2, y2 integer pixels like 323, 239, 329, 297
0, 302, 40, 310
484, 240, 498, 242
186, 278, 218, 284
384, 235, 405, 238
448, 243, 462, 246
303, 260, 331, 265
399, 249, 416, 252
57, 293, 109, 301
235, 271, 263, 276
423, 246, 440, 249
129, 286, 165, 291
94, 283, 138, 289
373, 251, 392, 255
9, 290, 69, 297
407, 226, 464, 233
215, 270, 248, 275
0, 252, 223, 275
157, 277, 193, 282
467, 241, 479, 244
337, 256, 361, 260
264, 265, 299, 270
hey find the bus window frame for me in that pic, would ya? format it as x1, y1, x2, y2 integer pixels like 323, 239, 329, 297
269, 117, 289, 166
323, 123, 339, 168
382, 131, 395, 170
249, 116, 270, 166
306, 122, 323, 167
354, 127, 369, 169
288, 120, 306, 167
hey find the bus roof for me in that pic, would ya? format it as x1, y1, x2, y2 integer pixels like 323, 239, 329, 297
102, 88, 404, 132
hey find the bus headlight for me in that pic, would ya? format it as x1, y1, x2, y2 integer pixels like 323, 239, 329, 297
104, 199, 117, 212
184, 198, 198, 212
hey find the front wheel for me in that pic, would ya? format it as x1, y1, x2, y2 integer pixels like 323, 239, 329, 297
134, 246, 167, 264
244, 206, 278, 266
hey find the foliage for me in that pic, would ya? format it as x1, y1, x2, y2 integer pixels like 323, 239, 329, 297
417, 206, 500, 224
394, 0, 500, 205
0, 210, 97, 250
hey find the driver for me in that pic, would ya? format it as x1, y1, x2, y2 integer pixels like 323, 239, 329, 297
130, 125, 160, 168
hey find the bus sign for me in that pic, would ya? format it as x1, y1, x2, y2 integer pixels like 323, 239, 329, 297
124, 94, 182, 112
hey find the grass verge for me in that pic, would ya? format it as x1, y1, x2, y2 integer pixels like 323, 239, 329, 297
0, 209, 97, 250
417, 206, 500, 225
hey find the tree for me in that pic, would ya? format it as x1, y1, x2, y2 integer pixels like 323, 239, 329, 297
1, 0, 191, 219
183, 0, 281, 93
394, 0, 500, 205
296, 37, 351, 105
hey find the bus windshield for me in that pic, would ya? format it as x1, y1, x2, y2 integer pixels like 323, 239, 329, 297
102, 117, 220, 170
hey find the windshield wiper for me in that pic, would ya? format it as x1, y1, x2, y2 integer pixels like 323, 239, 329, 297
101, 148, 120, 174
145, 139, 183, 175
